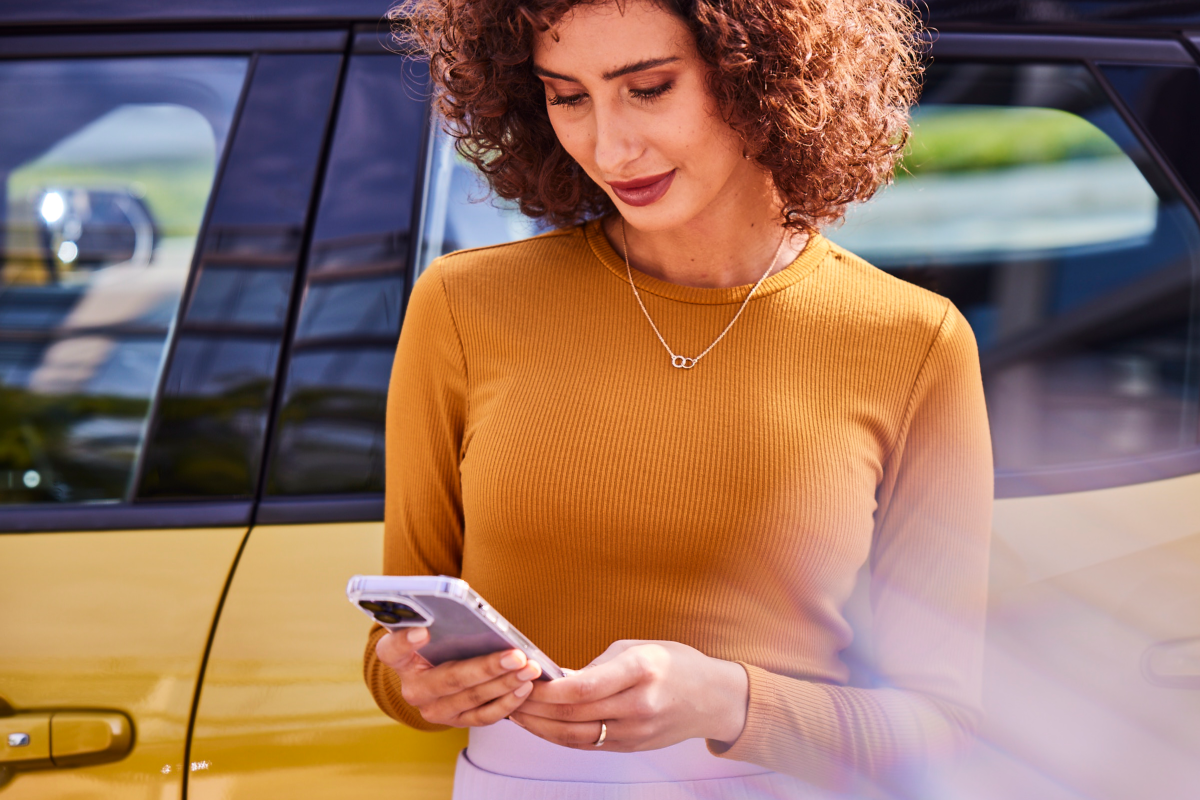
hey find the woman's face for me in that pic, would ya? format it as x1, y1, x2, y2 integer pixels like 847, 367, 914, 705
532, 0, 769, 233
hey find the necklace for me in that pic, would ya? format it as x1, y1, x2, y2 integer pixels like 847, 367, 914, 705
620, 218, 789, 369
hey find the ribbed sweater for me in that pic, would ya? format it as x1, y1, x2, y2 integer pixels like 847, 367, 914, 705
363, 218, 993, 791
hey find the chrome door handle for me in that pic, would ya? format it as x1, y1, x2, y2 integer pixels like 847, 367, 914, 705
1142, 637, 1200, 689
0, 710, 132, 788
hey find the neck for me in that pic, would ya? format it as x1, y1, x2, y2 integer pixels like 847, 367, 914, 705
601, 184, 808, 289
604, 209, 811, 291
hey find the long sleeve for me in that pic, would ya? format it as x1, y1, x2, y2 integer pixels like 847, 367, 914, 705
363, 259, 469, 731
709, 302, 993, 792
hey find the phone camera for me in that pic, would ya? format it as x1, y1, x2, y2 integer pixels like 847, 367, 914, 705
360, 599, 423, 625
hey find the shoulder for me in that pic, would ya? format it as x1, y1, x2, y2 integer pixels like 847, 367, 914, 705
817, 237, 964, 353
427, 226, 585, 288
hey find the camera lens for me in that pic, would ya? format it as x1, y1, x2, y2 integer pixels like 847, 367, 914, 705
366, 600, 423, 624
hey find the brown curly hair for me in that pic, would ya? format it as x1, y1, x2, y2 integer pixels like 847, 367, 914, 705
390, 0, 923, 233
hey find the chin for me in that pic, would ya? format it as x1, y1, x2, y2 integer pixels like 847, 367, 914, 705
613, 198, 703, 233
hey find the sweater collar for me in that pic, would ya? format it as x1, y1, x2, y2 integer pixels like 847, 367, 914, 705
582, 217, 830, 306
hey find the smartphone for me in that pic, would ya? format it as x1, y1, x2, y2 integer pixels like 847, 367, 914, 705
347, 574, 564, 680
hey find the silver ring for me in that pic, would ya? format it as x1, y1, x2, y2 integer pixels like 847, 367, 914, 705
592, 720, 607, 747
671, 355, 697, 369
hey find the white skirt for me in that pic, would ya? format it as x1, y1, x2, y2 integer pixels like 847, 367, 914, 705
452, 719, 836, 799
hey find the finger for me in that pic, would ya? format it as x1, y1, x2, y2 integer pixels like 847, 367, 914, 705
509, 712, 613, 749
515, 682, 641, 723
375, 627, 431, 670
531, 652, 643, 705
425, 661, 542, 721
405, 648, 533, 707
455, 680, 536, 727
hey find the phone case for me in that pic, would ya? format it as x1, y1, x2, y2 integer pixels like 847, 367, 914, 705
347, 575, 563, 680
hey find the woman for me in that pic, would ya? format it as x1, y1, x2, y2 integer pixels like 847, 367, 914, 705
365, 0, 992, 797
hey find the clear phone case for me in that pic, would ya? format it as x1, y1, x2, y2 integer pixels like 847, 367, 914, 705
347, 575, 563, 680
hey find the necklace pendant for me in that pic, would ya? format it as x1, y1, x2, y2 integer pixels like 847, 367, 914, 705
671, 355, 698, 369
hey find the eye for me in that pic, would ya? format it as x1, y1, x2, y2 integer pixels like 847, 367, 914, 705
629, 81, 674, 102
548, 93, 586, 108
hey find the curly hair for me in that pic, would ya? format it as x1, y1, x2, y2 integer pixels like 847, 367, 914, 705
391, 0, 923, 233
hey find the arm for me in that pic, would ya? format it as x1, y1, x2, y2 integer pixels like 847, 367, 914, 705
709, 301, 993, 791
362, 259, 470, 731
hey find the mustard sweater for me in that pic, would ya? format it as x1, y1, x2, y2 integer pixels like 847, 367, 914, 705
364, 219, 993, 790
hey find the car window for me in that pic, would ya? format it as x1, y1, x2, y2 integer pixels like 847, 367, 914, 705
828, 62, 1200, 478
0, 57, 247, 505
414, 123, 546, 275
134, 54, 343, 499
263, 55, 428, 497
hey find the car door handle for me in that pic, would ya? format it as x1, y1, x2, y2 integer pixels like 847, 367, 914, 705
1142, 637, 1200, 689
1, 710, 132, 781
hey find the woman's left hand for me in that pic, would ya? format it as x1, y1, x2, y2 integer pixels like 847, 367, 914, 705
509, 640, 749, 751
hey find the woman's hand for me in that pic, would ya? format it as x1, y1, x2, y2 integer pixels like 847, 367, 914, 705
375, 627, 542, 727
509, 640, 748, 751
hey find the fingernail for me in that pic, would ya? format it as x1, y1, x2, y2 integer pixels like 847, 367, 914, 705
514, 681, 533, 698
500, 651, 525, 670
406, 628, 425, 643
516, 664, 539, 681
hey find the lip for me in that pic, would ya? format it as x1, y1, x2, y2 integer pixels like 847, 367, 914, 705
606, 169, 676, 207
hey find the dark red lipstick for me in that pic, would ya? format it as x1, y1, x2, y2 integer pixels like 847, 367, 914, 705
606, 169, 676, 207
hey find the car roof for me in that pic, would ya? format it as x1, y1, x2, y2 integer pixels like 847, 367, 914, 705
2, 0, 1199, 32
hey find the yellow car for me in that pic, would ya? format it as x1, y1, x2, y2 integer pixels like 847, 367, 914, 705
1, 2, 1199, 798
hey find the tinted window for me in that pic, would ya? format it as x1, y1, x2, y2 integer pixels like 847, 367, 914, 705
829, 63, 1200, 476
0, 57, 247, 504
264, 55, 427, 496
136, 54, 342, 499
415, 123, 545, 275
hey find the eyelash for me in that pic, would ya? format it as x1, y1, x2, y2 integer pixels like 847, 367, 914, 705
547, 81, 674, 108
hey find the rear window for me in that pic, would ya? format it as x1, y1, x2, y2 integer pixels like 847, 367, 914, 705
0, 57, 247, 504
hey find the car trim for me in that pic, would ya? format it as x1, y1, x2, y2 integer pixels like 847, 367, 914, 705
255, 495, 384, 524
996, 448, 1200, 498
0, 502, 253, 533
930, 33, 1194, 64
0, 30, 348, 58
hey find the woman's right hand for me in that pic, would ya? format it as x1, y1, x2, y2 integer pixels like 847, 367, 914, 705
375, 627, 543, 727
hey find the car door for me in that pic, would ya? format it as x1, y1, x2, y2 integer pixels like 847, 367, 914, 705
186, 30, 467, 800
0, 31, 344, 798
826, 34, 1200, 799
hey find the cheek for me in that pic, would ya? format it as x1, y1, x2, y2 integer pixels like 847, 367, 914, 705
547, 111, 596, 169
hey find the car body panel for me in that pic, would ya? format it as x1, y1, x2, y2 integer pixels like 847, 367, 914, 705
0, 527, 245, 797
957, 479, 1200, 798
186, 523, 464, 800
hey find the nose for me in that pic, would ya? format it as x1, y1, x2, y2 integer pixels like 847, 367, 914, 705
592, 98, 643, 177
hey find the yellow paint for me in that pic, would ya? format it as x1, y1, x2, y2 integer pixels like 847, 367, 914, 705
51, 712, 132, 767
188, 523, 465, 800
956, 480, 1200, 799
0, 528, 245, 798
993, 470, 1200, 583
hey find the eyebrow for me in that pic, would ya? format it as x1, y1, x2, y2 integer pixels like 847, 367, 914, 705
532, 56, 680, 83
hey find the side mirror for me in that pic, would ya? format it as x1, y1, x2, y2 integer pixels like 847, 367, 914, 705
31, 187, 159, 282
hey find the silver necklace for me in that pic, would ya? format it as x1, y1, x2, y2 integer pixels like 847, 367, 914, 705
620, 219, 788, 369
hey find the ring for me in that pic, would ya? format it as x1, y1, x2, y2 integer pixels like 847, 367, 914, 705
592, 720, 607, 747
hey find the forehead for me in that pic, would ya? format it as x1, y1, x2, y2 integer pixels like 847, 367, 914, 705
532, 0, 696, 72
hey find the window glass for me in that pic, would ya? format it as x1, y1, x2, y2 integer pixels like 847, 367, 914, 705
136, 54, 342, 499
828, 63, 1200, 474
0, 57, 247, 504
264, 55, 427, 496
414, 123, 545, 275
